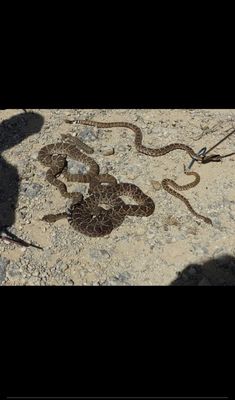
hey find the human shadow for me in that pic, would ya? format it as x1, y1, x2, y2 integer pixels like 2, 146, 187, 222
0, 111, 44, 247
170, 255, 235, 286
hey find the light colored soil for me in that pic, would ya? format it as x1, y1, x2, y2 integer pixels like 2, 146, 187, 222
0, 109, 235, 285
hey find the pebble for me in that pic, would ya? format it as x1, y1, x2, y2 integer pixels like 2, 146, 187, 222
89, 249, 111, 261
99, 146, 115, 156
64, 279, 74, 286
21, 183, 43, 198
151, 180, 162, 191
164, 215, 180, 227
67, 159, 88, 174
6, 264, 23, 279
116, 144, 128, 153
128, 173, 140, 181
114, 271, 131, 283
101, 279, 121, 286
54, 261, 69, 272
79, 128, 98, 142
212, 248, 226, 259
31, 152, 39, 160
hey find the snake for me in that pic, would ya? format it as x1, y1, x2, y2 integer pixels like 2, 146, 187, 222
42, 183, 155, 237
77, 120, 221, 162
37, 133, 117, 200
162, 166, 212, 225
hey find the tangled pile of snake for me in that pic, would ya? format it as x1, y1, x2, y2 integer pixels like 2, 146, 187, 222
38, 120, 218, 237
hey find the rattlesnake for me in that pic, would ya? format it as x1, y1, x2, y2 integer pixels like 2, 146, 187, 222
42, 183, 155, 237
77, 120, 221, 162
162, 166, 212, 225
38, 134, 117, 200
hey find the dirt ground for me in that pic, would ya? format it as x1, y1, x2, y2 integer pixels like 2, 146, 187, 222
0, 109, 234, 285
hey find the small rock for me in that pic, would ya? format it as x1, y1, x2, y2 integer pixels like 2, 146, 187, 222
186, 226, 198, 235
151, 180, 162, 191
89, 249, 111, 261
65, 279, 75, 286
128, 173, 139, 181
99, 249, 111, 258
213, 248, 226, 259
114, 271, 131, 282
6, 264, 22, 279
54, 260, 69, 272
102, 280, 118, 286
67, 159, 88, 174
31, 152, 39, 160
164, 215, 180, 227
79, 128, 98, 142
116, 144, 127, 153
21, 183, 43, 198
100, 146, 115, 156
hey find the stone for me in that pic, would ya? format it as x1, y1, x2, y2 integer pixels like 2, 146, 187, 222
100, 146, 115, 156
79, 128, 98, 142
67, 159, 88, 174
89, 249, 111, 261
21, 183, 43, 198
151, 180, 162, 191
114, 271, 131, 282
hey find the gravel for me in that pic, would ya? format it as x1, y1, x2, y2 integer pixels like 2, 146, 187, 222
0, 257, 8, 283
21, 183, 43, 198
1, 109, 235, 285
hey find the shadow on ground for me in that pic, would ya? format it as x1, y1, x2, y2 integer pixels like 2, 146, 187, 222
170, 254, 235, 286
0, 111, 44, 233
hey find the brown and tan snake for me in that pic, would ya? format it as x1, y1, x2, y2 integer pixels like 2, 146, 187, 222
42, 182, 155, 237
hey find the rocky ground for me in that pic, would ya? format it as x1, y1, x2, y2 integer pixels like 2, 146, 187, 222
0, 109, 234, 285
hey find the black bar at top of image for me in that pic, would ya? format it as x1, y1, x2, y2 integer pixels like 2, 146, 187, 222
1, 70, 235, 109
3, 397, 230, 400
